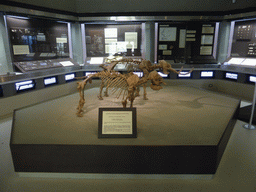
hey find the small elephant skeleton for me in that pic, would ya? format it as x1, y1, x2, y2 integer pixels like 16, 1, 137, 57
76, 59, 193, 117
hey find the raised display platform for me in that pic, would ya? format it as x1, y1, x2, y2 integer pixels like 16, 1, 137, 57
10, 83, 240, 174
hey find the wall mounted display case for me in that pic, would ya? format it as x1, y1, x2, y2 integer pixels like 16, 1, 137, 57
6, 16, 70, 63
223, 18, 256, 69
157, 22, 218, 64
231, 19, 256, 58
83, 23, 143, 65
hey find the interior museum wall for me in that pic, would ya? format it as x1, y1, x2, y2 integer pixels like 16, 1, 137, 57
0, 14, 235, 73
5, 0, 256, 14
75, 0, 256, 14
8, 0, 77, 13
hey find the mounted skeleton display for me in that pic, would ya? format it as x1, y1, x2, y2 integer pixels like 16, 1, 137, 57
76, 59, 193, 117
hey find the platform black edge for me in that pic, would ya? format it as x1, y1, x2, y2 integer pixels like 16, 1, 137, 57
238, 104, 256, 125
9, 109, 17, 146
215, 99, 241, 170
10, 144, 218, 174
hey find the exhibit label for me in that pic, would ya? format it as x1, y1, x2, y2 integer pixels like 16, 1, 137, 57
98, 108, 137, 138
102, 111, 133, 134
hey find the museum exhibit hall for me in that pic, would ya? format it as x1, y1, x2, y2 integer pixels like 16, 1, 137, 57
1, 0, 256, 191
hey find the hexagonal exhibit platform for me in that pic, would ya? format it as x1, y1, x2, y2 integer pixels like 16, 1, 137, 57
10, 83, 240, 174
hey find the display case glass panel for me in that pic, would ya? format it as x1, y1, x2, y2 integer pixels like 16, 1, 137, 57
84, 23, 142, 64
231, 19, 256, 58
6, 16, 70, 62
157, 22, 218, 64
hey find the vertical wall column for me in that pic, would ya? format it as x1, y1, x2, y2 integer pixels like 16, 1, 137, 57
216, 21, 231, 64
145, 22, 155, 63
71, 22, 83, 65
0, 13, 13, 74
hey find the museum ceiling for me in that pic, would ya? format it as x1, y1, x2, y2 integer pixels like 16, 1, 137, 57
1, 0, 256, 22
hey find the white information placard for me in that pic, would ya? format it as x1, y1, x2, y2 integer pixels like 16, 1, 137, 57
56, 37, 68, 43
202, 26, 214, 34
179, 29, 186, 48
159, 27, 177, 41
60, 61, 74, 66
102, 111, 133, 134
200, 46, 212, 55
104, 28, 118, 38
201, 35, 214, 45
159, 44, 168, 50
105, 39, 117, 44
13, 45, 30, 55
105, 44, 117, 54
125, 32, 138, 49
90, 57, 104, 64
98, 108, 137, 138
163, 50, 172, 55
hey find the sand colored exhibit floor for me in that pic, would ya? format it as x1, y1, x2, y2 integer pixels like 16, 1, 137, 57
12, 84, 240, 146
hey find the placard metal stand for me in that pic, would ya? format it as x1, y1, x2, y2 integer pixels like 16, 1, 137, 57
243, 82, 256, 130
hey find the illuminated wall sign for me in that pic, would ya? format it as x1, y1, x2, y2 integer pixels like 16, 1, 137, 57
225, 73, 238, 80
133, 72, 143, 78
65, 73, 75, 81
15, 80, 35, 91
178, 72, 191, 78
158, 72, 168, 78
85, 72, 97, 76
249, 76, 256, 83
201, 71, 214, 78
44, 77, 57, 86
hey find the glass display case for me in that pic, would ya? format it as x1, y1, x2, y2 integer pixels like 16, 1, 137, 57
157, 22, 218, 64
83, 23, 143, 65
223, 18, 256, 68
6, 15, 70, 63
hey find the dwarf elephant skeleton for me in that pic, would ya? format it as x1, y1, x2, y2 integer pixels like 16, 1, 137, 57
76, 59, 193, 117
76, 70, 165, 117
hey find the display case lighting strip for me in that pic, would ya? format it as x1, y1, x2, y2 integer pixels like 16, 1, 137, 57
44, 77, 57, 86
158, 72, 168, 78
178, 72, 191, 78
134, 72, 143, 78
65, 73, 75, 81
225, 72, 238, 80
201, 71, 214, 78
15, 80, 35, 91
7, 15, 30, 20
249, 76, 256, 83
85, 72, 97, 76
